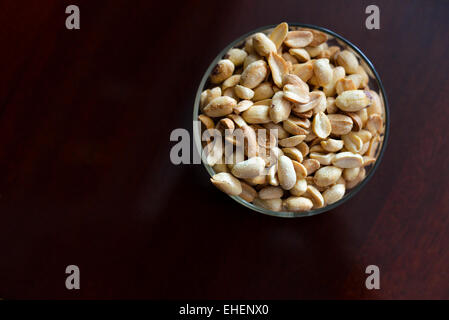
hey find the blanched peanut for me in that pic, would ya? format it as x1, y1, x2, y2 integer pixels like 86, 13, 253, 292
231, 157, 265, 178
314, 166, 343, 187
310, 152, 335, 165
346, 167, 366, 189
222, 74, 241, 91
253, 198, 283, 211
289, 48, 310, 62
253, 32, 277, 57
242, 104, 271, 124
240, 60, 268, 89
269, 22, 289, 49
284, 196, 313, 211
235, 85, 255, 100
284, 31, 313, 48
343, 167, 360, 181
336, 50, 359, 74
210, 59, 235, 84
239, 181, 257, 202
302, 159, 320, 175
253, 82, 275, 101
332, 152, 364, 168
283, 83, 310, 104
366, 90, 382, 116
198, 114, 215, 130
292, 160, 307, 179
290, 179, 307, 196
278, 155, 296, 190
321, 139, 344, 152
268, 52, 289, 87
200, 87, 222, 110
304, 185, 324, 208
259, 186, 284, 199
225, 48, 248, 67
270, 91, 292, 124
203, 96, 236, 117
342, 132, 363, 153
279, 135, 306, 147
267, 164, 279, 186
366, 114, 383, 135
313, 59, 333, 86
211, 172, 242, 196
323, 184, 345, 205
292, 91, 325, 113
312, 112, 331, 139
335, 90, 371, 112
264, 121, 289, 139
291, 61, 314, 82
327, 114, 353, 135
344, 112, 363, 131
233, 100, 254, 114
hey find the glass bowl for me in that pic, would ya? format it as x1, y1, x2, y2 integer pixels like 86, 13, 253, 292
193, 23, 389, 218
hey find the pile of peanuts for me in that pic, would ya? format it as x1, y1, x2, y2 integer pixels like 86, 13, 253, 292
198, 22, 384, 213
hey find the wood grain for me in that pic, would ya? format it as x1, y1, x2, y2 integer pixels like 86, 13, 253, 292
0, 0, 448, 299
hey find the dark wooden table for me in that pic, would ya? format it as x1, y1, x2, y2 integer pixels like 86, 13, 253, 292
0, 0, 448, 299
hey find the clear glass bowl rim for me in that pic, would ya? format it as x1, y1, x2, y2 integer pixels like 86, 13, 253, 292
193, 23, 390, 218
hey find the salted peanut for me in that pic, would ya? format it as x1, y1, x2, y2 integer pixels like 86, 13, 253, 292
367, 135, 380, 158
302, 158, 320, 175
313, 59, 333, 86
283, 83, 310, 104
332, 151, 364, 168
238, 181, 257, 202
323, 66, 345, 97
204, 96, 236, 117
284, 30, 313, 48
342, 132, 363, 153
362, 156, 376, 167
326, 97, 338, 114
268, 52, 289, 87
253, 98, 272, 106
282, 52, 299, 64
216, 118, 235, 135
200, 87, 222, 110
241, 125, 258, 157
284, 196, 313, 211
213, 156, 229, 174
231, 157, 265, 179
242, 104, 271, 124
366, 114, 383, 134
314, 166, 343, 187
240, 60, 268, 89
210, 172, 242, 196
282, 147, 303, 163
253, 82, 274, 101
328, 46, 341, 62
234, 85, 255, 100
279, 135, 306, 147
327, 114, 353, 135
269, 91, 292, 124
309, 144, 325, 153
223, 87, 238, 99
359, 142, 369, 155
243, 53, 261, 69
304, 185, 324, 208
291, 160, 307, 179
253, 32, 277, 57
259, 186, 284, 199
278, 155, 297, 190
310, 152, 335, 165
253, 198, 283, 211
292, 91, 325, 113
225, 48, 248, 67
289, 48, 310, 62
227, 114, 247, 128
336, 50, 359, 74
269, 22, 289, 49
355, 65, 369, 87
283, 119, 308, 135
366, 90, 382, 116
263, 121, 289, 139
297, 142, 310, 157
312, 91, 327, 113
312, 112, 331, 139
244, 36, 255, 54
323, 184, 345, 205
198, 114, 215, 130
343, 167, 360, 182
321, 139, 344, 152
335, 77, 357, 95
356, 108, 369, 128
305, 43, 327, 58
340, 114, 360, 133
245, 174, 267, 186
346, 167, 366, 189
222, 74, 241, 91
291, 61, 314, 82
267, 165, 279, 186
294, 109, 314, 119
210, 59, 235, 84
347, 74, 363, 89
233, 100, 253, 115
288, 116, 310, 129
304, 28, 328, 47
355, 129, 372, 144
335, 90, 371, 112
289, 178, 307, 196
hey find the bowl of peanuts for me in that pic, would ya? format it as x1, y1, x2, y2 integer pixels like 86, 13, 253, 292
194, 22, 389, 217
